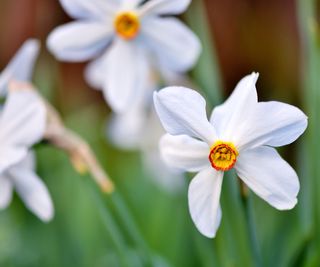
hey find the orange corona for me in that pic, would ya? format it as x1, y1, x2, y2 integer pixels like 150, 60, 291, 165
114, 12, 140, 40
209, 141, 239, 171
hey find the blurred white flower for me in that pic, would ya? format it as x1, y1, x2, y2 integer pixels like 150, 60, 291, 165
0, 89, 53, 222
47, 0, 201, 113
154, 72, 308, 238
0, 40, 54, 222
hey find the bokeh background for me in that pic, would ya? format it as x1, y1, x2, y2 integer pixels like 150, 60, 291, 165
0, 0, 318, 266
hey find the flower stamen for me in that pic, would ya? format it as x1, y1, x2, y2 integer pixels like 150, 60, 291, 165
114, 12, 140, 40
209, 141, 238, 171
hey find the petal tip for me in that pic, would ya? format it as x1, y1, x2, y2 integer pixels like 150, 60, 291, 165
38, 205, 54, 223
25, 39, 41, 52
250, 71, 259, 83
275, 198, 298, 211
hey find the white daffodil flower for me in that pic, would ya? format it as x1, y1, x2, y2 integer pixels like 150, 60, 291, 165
0, 40, 54, 222
154, 72, 308, 238
47, 0, 201, 113
0, 89, 53, 222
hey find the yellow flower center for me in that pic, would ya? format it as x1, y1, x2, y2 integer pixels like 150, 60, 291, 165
114, 12, 140, 40
209, 141, 239, 171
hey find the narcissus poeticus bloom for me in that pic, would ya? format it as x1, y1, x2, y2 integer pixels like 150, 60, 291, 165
47, 0, 201, 113
154, 73, 308, 238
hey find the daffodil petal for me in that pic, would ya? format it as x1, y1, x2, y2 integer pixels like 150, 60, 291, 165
0, 89, 46, 148
47, 21, 113, 62
59, 0, 119, 19
188, 167, 223, 238
0, 147, 28, 174
153, 87, 217, 144
210, 73, 259, 140
160, 134, 210, 172
142, 149, 185, 192
142, 17, 201, 72
0, 175, 13, 209
84, 56, 105, 90
17, 151, 35, 171
139, 0, 191, 16
10, 158, 54, 222
0, 39, 40, 95
236, 101, 308, 151
235, 146, 299, 210
121, 0, 143, 9
108, 107, 147, 149
103, 38, 150, 113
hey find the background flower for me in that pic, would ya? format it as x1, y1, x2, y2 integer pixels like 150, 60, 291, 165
0, 88, 53, 222
47, 0, 201, 113
0, 39, 54, 222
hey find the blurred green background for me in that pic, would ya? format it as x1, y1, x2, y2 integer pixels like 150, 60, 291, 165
0, 0, 319, 266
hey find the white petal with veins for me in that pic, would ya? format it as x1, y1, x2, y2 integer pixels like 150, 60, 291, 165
236, 146, 299, 210
188, 167, 223, 238
210, 72, 259, 141
154, 87, 217, 144
235, 101, 308, 151
160, 134, 209, 172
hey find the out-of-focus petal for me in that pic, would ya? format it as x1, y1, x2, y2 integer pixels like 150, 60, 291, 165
142, 148, 185, 192
102, 38, 150, 113
153, 87, 217, 144
0, 175, 13, 209
59, 0, 119, 19
17, 151, 35, 171
188, 167, 223, 238
84, 56, 105, 90
236, 146, 299, 210
235, 101, 308, 151
47, 21, 113, 62
0, 147, 27, 174
139, 0, 191, 16
121, 0, 143, 9
210, 73, 259, 141
108, 106, 147, 149
142, 17, 201, 72
160, 134, 210, 172
0, 89, 46, 148
10, 159, 54, 222
0, 39, 40, 95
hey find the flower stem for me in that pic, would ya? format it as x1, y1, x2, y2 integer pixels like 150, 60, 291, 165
88, 183, 131, 267
110, 192, 152, 266
240, 187, 262, 267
